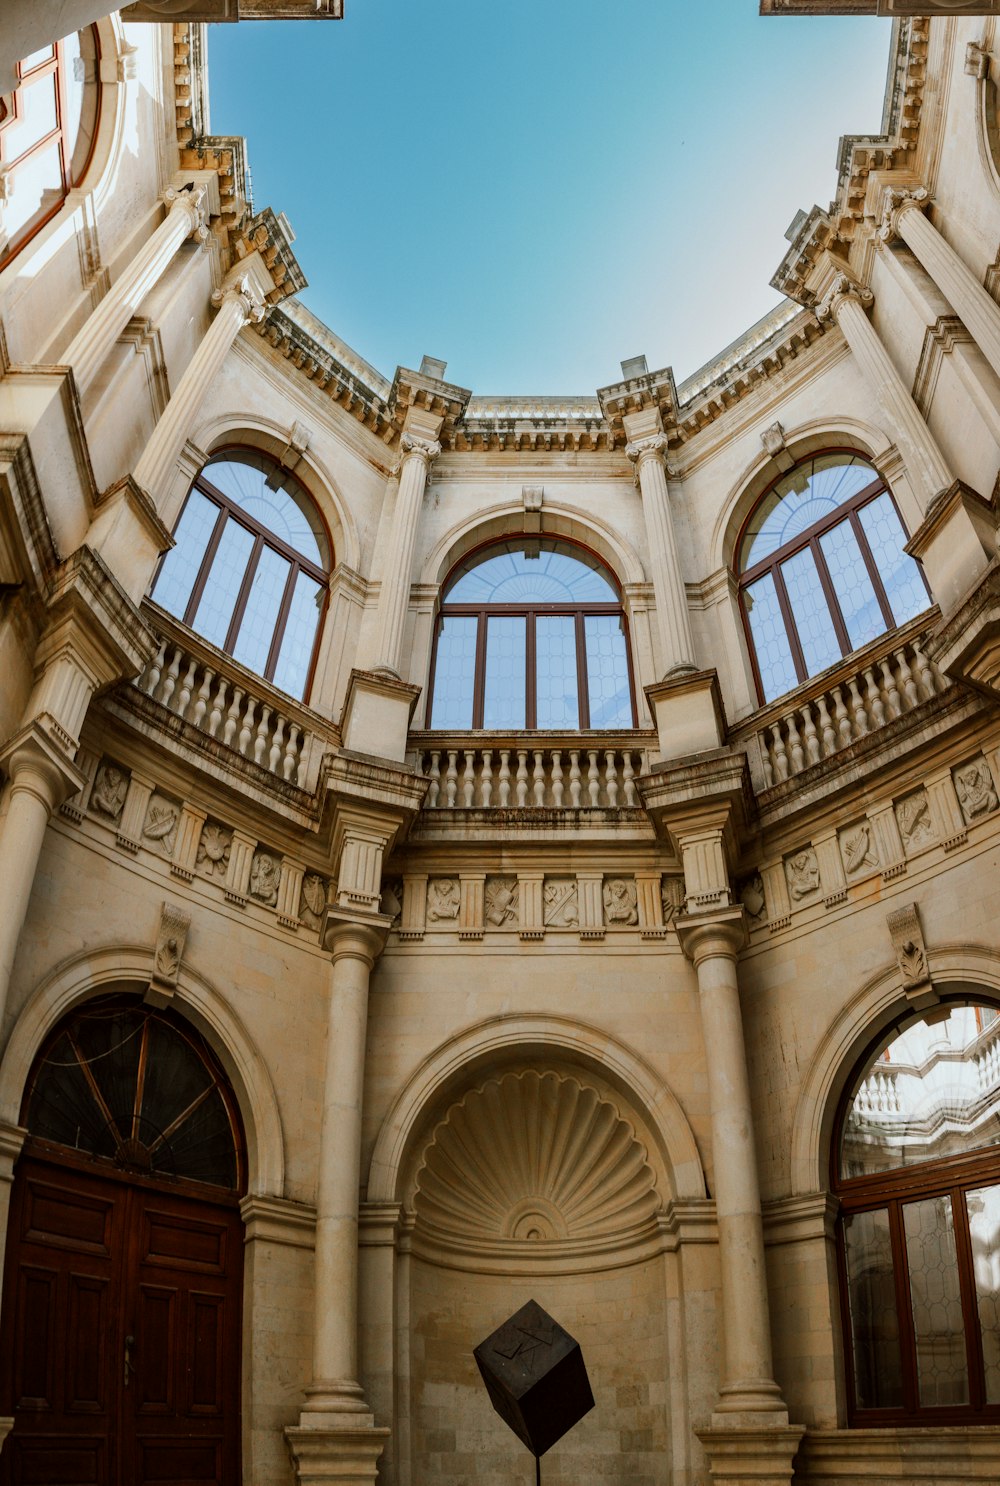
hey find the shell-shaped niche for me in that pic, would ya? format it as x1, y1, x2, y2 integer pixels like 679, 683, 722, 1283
413, 1070, 659, 1242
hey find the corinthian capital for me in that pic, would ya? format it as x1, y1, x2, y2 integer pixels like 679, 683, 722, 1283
877, 185, 929, 244
400, 431, 442, 467
212, 273, 269, 325
815, 272, 874, 325
164, 182, 210, 245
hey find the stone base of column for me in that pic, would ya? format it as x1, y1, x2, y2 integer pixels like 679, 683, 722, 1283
697, 1424, 804, 1486
284, 1425, 389, 1485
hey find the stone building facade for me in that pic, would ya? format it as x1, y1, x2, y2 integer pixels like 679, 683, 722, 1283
2, 8, 1000, 1486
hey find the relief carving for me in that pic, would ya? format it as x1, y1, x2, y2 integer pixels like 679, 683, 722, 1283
142, 794, 179, 856
895, 790, 936, 852
603, 877, 638, 926
149, 901, 190, 1002
739, 871, 767, 927
841, 821, 879, 876
90, 761, 129, 822
543, 880, 578, 928
660, 876, 685, 926
196, 821, 232, 879
427, 878, 460, 922
954, 758, 999, 823
785, 847, 820, 901
249, 850, 282, 906
298, 872, 328, 931
380, 878, 403, 926
886, 901, 934, 1001
485, 876, 519, 928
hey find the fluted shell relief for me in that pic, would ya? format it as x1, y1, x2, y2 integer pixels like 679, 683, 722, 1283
413, 1070, 659, 1242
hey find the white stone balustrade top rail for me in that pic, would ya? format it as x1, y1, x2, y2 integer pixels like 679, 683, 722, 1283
134, 602, 336, 793
731, 613, 948, 791
408, 732, 657, 810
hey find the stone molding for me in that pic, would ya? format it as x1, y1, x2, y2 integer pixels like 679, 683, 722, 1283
762, 1192, 839, 1246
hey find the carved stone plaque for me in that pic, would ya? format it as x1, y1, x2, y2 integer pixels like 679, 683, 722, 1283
474, 1299, 594, 1459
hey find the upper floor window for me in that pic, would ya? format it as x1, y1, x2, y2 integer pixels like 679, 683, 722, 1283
150, 450, 329, 702
0, 29, 101, 270
835, 1003, 1000, 1424
428, 539, 636, 730
738, 452, 930, 705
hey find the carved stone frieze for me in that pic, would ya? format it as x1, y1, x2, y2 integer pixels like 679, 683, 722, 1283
427, 878, 460, 923
839, 820, 879, 877
661, 876, 686, 927
738, 872, 768, 928
298, 873, 328, 931
895, 789, 937, 854
603, 877, 639, 927
953, 757, 999, 824
380, 878, 403, 928
543, 880, 578, 929
89, 759, 130, 823
484, 876, 518, 929
142, 793, 180, 857
785, 847, 820, 901
196, 820, 232, 879
249, 849, 282, 907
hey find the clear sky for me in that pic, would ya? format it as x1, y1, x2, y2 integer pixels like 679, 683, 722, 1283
207, 1, 892, 395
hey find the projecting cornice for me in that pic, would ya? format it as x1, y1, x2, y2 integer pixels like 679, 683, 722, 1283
387, 367, 472, 446
762, 2, 1000, 12
125, 1, 342, 20
597, 365, 679, 445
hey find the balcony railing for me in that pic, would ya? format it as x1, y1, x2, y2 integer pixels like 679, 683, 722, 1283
732, 614, 947, 791
132, 603, 336, 793
409, 732, 657, 810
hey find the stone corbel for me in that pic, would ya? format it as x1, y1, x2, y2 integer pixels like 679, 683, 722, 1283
967, 41, 991, 80
886, 901, 937, 1009
522, 485, 543, 534
147, 901, 191, 1007
760, 421, 794, 474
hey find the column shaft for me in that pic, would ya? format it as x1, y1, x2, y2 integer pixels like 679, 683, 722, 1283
371, 443, 437, 676
634, 448, 696, 673
834, 293, 952, 507
896, 204, 1000, 388
65, 188, 207, 394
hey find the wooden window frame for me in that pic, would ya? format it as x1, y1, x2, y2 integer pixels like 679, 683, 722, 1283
426, 536, 638, 731
736, 453, 931, 705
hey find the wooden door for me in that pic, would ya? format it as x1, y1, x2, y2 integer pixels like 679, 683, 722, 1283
0, 1155, 243, 1486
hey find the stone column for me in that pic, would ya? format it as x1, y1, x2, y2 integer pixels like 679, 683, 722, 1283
370, 429, 441, 678
132, 266, 269, 506
286, 911, 390, 1486
882, 187, 1000, 388
817, 272, 952, 509
625, 430, 697, 675
64, 185, 210, 394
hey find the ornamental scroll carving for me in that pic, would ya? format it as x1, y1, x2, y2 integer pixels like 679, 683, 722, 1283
661, 876, 686, 926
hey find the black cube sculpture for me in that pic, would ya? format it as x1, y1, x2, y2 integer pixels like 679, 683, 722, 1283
474, 1299, 594, 1461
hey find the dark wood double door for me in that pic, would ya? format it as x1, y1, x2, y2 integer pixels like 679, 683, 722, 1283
0, 1151, 243, 1486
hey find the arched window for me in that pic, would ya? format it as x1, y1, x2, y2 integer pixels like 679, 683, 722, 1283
738, 452, 930, 705
428, 538, 635, 729
0, 28, 102, 270
835, 1002, 1000, 1424
150, 450, 329, 702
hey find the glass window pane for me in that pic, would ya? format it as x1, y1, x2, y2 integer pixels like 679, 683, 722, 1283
536, 616, 579, 728
2, 75, 58, 162
742, 454, 878, 568
231, 545, 291, 676
857, 494, 928, 627
483, 616, 526, 729
840, 1005, 1000, 1178
584, 615, 632, 727
151, 489, 220, 619
781, 546, 842, 676
202, 456, 325, 566
843, 1208, 905, 1410
191, 518, 255, 650
448, 542, 617, 603
2, 134, 62, 240
272, 571, 323, 701
818, 518, 885, 652
903, 1195, 969, 1407
429, 616, 478, 728
743, 572, 798, 703
969, 1183, 1000, 1403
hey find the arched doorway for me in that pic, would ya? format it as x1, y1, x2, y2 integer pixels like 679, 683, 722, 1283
0, 997, 246, 1485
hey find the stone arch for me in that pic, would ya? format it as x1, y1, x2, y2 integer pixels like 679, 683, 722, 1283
367, 1013, 706, 1209
88, 16, 142, 217
968, 18, 1000, 206
420, 498, 647, 591
0, 944, 284, 1197
789, 942, 1000, 1197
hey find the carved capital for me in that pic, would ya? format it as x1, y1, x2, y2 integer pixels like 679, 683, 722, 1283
164, 182, 210, 244
625, 432, 669, 469
0, 719, 87, 812
815, 272, 874, 324
399, 431, 442, 468
321, 908, 391, 968
877, 185, 929, 244
675, 907, 747, 968
211, 274, 268, 325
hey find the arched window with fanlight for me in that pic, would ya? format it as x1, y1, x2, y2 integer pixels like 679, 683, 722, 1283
149, 449, 330, 702
428, 538, 636, 730
835, 1002, 1000, 1425
0, 28, 102, 270
738, 451, 931, 705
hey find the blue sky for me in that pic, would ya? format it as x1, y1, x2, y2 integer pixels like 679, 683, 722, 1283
208, 2, 891, 394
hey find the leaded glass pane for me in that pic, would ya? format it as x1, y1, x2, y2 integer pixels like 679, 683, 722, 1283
743, 572, 798, 703
968, 1183, 1000, 1403
904, 1195, 969, 1407
429, 616, 478, 728
2, 72, 58, 160
840, 1006, 1000, 1179
151, 488, 220, 619
273, 571, 323, 700
191, 518, 255, 649
857, 494, 928, 627
448, 542, 617, 603
231, 545, 291, 675
818, 518, 884, 651
2, 135, 62, 239
781, 546, 841, 676
843, 1207, 904, 1410
483, 616, 526, 728
536, 616, 579, 728
741, 454, 877, 569
584, 615, 632, 727
203, 455, 325, 566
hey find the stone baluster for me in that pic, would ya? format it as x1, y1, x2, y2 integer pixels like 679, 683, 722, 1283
831, 685, 851, 747
481, 751, 493, 807
817, 272, 952, 510
143, 638, 166, 697
532, 751, 545, 807
65, 185, 210, 394
191, 666, 213, 731
769, 724, 788, 783
499, 751, 512, 806
254, 706, 271, 766
224, 688, 243, 749
426, 752, 441, 808
863, 667, 886, 729
785, 713, 804, 774
462, 750, 476, 808
622, 752, 637, 806
286, 725, 302, 785
801, 705, 820, 766
551, 751, 563, 806
587, 750, 600, 805
159, 645, 182, 710
208, 676, 227, 738
270, 717, 286, 776
569, 750, 582, 806
445, 751, 458, 808
816, 695, 836, 756
516, 750, 529, 807
605, 749, 619, 807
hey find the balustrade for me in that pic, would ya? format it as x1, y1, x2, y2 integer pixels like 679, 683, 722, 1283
412, 734, 654, 810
